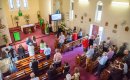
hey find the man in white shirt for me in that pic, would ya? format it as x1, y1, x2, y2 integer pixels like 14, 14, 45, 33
44, 45, 51, 60
95, 52, 108, 76
28, 43, 35, 56
58, 32, 65, 48
86, 45, 94, 68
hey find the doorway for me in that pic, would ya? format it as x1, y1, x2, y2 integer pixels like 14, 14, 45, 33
89, 24, 104, 44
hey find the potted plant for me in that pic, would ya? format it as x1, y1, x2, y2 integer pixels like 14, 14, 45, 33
24, 14, 30, 24
14, 16, 19, 27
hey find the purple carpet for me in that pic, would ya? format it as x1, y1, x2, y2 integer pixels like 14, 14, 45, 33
61, 47, 98, 80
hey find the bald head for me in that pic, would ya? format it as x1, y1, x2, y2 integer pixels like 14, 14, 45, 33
124, 50, 129, 55
30, 72, 35, 78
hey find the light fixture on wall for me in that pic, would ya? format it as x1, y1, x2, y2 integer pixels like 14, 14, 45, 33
112, 2, 129, 6
79, 0, 89, 4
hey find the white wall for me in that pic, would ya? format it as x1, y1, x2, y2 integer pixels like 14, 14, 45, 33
0, 0, 11, 46
61, 0, 130, 49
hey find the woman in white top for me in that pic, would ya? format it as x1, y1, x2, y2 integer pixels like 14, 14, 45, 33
58, 32, 65, 48
40, 40, 46, 54
72, 67, 80, 80
28, 43, 35, 56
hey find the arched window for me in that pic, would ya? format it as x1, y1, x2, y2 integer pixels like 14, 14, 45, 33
69, 0, 74, 20
8, 0, 28, 10
95, 1, 103, 22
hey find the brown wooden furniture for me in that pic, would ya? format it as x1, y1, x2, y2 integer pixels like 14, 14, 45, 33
4, 59, 53, 80
75, 54, 86, 66
16, 54, 45, 71
86, 60, 98, 73
58, 37, 84, 53
21, 24, 35, 34
100, 69, 110, 80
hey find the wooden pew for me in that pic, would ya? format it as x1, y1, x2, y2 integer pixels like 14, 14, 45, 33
16, 54, 45, 71
99, 58, 124, 80
86, 60, 98, 73
61, 37, 84, 53
4, 59, 53, 80
100, 69, 110, 80
75, 54, 86, 66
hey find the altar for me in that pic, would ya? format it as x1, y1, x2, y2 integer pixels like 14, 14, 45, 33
21, 24, 36, 34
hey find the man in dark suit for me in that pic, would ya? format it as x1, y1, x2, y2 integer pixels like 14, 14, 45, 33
29, 58, 39, 76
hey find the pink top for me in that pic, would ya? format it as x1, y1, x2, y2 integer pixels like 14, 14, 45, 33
53, 52, 62, 62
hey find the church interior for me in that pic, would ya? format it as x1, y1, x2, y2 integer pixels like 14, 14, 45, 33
0, 0, 130, 80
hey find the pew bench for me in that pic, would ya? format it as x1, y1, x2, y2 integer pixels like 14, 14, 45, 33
100, 69, 110, 80
86, 60, 98, 73
61, 37, 84, 53
75, 54, 86, 66
16, 54, 45, 71
4, 59, 53, 80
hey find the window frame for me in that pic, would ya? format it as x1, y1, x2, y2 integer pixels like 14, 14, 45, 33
95, 1, 103, 22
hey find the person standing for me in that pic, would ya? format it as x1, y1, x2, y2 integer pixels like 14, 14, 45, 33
29, 58, 39, 76
26, 37, 33, 45
63, 62, 70, 76
78, 28, 83, 39
89, 36, 94, 46
32, 36, 37, 47
44, 45, 51, 60
28, 43, 35, 56
53, 49, 62, 68
17, 44, 25, 59
94, 35, 100, 45
8, 45, 18, 62
47, 65, 57, 80
72, 67, 80, 80
58, 32, 65, 48
82, 37, 89, 53
40, 40, 46, 54
86, 45, 94, 68
72, 30, 78, 41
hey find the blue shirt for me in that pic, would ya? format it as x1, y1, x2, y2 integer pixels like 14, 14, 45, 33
44, 47, 51, 56
78, 31, 82, 37
86, 48, 94, 59
98, 56, 108, 65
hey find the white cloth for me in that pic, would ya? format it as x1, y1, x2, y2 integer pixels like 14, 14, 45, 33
28, 45, 35, 56
59, 35, 65, 43
123, 63, 128, 74
66, 74, 72, 80
73, 72, 80, 80
44, 47, 51, 56
86, 48, 94, 59
21, 24, 36, 32
53, 52, 62, 63
30, 77, 39, 80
